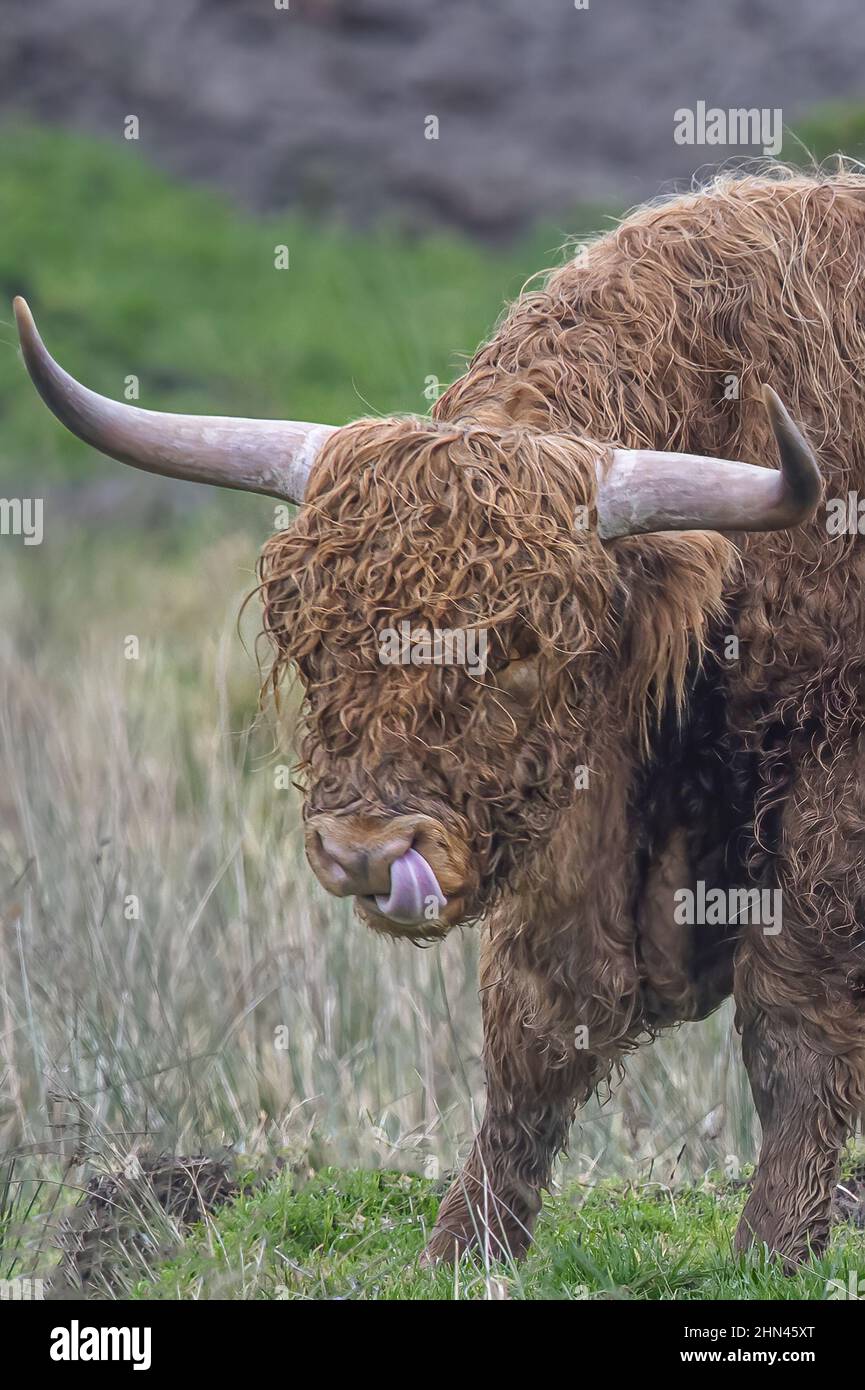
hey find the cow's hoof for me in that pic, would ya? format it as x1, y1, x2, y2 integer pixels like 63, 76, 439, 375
734, 1203, 824, 1273
419, 1224, 475, 1267
421, 1212, 534, 1266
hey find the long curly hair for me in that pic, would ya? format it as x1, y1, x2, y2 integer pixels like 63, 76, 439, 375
259, 409, 730, 911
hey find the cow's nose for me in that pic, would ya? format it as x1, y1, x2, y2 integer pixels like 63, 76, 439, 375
306, 820, 413, 898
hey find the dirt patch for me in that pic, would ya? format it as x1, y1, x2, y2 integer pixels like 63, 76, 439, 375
49, 1153, 249, 1298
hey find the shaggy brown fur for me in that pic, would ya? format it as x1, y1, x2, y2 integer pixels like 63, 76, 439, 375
260, 168, 865, 1268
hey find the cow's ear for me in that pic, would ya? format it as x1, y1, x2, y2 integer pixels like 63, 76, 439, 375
496, 655, 540, 705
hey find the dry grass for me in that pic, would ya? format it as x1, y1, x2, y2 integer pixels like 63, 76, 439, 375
0, 517, 760, 1278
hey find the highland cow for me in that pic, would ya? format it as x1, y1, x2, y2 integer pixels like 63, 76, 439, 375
15, 169, 865, 1270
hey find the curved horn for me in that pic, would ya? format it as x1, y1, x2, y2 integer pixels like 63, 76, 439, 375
13, 298, 334, 503
597, 386, 821, 539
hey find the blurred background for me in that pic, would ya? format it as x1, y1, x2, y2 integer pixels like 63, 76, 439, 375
2, 0, 865, 1248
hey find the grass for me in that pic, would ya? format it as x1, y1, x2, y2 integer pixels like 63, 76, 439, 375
0, 125, 605, 485
781, 101, 865, 168
2, 117, 865, 1297
129, 1168, 864, 1301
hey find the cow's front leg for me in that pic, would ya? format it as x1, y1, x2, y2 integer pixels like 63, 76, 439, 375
734, 1006, 863, 1266
422, 1085, 585, 1265
733, 749, 865, 1266
422, 930, 639, 1265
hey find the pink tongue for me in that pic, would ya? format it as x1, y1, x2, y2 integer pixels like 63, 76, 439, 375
375, 848, 447, 924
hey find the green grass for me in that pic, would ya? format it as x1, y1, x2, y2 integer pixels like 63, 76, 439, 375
782, 101, 865, 168
131, 1168, 865, 1301
0, 124, 606, 484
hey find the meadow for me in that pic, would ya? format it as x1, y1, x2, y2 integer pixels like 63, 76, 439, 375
1, 123, 863, 1297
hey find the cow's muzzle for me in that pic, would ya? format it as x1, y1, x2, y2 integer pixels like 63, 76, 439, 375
304, 811, 473, 937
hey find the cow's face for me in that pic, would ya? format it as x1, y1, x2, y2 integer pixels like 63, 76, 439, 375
260, 418, 618, 940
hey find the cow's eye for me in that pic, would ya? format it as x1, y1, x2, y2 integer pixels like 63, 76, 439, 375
496, 656, 540, 705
